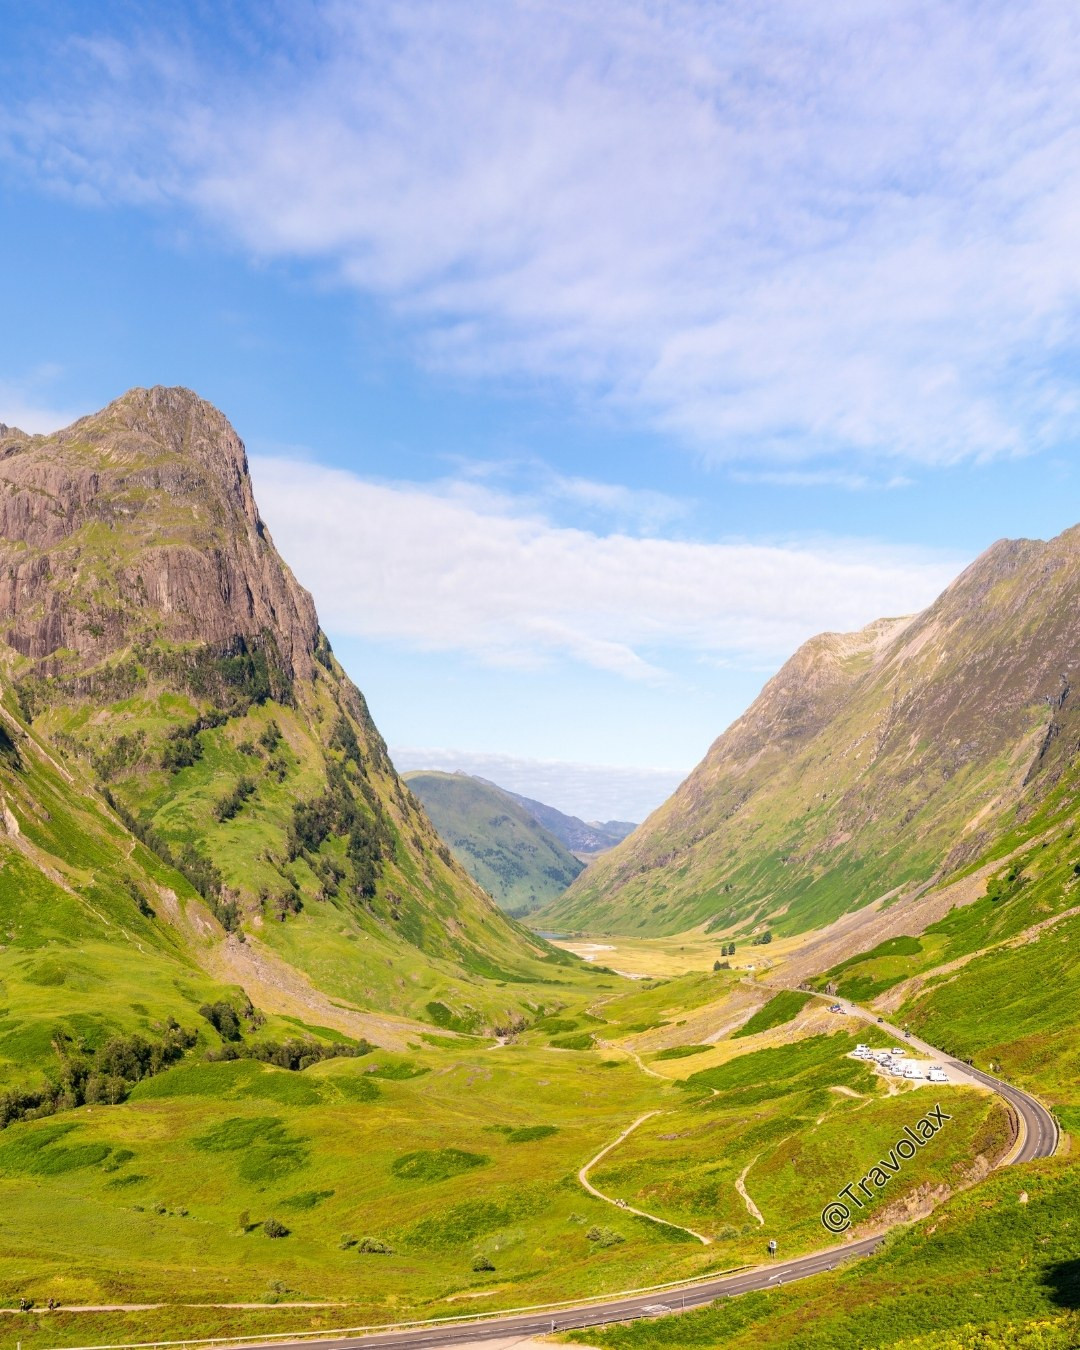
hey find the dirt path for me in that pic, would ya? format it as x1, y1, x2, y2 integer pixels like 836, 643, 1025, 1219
578, 1111, 713, 1245
602, 1044, 669, 1081
735, 1160, 764, 1225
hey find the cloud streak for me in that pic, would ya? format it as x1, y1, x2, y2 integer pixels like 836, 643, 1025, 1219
251, 455, 962, 680
391, 747, 686, 824
7, 2, 1080, 466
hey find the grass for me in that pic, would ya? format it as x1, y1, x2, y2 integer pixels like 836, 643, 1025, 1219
584, 1031, 1008, 1250
572, 1155, 1079, 1350
732, 990, 813, 1038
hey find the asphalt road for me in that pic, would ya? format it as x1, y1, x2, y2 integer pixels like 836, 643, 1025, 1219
234, 1235, 885, 1350
233, 1019, 1057, 1350
949, 1061, 1059, 1164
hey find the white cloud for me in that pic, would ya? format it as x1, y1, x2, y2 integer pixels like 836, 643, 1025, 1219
730, 470, 913, 492
8, 3, 1080, 464
251, 455, 962, 679
0, 375, 83, 434
391, 747, 686, 824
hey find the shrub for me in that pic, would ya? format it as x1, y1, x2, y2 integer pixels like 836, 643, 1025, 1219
472, 1254, 495, 1272
258, 720, 282, 753
358, 1237, 393, 1254
262, 1217, 289, 1238
586, 1225, 625, 1248
199, 1001, 243, 1041
213, 776, 257, 823
391, 1148, 489, 1182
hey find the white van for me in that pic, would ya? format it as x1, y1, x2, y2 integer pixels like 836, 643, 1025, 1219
903, 1063, 923, 1080
927, 1066, 948, 1083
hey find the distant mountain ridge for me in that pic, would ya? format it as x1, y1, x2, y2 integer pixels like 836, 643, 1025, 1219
493, 783, 636, 854
404, 771, 585, 913
543, 523, 1080, 939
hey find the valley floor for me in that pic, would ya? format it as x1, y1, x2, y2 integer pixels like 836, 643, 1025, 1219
3, 918, 1052, 1350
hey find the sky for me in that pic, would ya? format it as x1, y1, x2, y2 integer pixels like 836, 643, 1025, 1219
3, 1, 1080, 821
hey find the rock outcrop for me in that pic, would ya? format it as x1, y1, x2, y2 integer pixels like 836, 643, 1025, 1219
0, 387, 319, 678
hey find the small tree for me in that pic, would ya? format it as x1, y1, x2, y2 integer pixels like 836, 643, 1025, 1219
263, 1217, 289, 1238
472, 1253, 495, 1272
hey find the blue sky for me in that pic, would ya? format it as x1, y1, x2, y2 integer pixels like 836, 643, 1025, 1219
3, 1, 1080, 819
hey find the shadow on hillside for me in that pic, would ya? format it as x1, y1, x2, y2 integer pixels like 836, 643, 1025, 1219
1043, 1259, 1080, 1309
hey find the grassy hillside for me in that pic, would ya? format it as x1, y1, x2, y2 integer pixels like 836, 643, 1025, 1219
0, 388, 579, 1035
404, 771, 584, 914
2, 388, 1076, 1350
574, 1154, 1077, 1350
545, 528, 1080, 938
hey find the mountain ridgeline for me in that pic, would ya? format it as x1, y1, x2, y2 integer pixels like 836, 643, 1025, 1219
403, 771, 585, 914
545, 525, 1080, 938
0, 387, 571, 1065
498, 786, 636, 856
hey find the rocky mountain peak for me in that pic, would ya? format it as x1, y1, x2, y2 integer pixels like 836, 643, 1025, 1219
0, 387, 319, 680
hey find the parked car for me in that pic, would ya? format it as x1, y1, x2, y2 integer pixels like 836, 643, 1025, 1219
829, 1004, 843, 1013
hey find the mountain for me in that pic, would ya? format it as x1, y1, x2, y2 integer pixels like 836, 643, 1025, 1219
543, 525, 1080, 938
403, 771, 584, 913
0, 387, 568, 1045
498, 787, 636, 855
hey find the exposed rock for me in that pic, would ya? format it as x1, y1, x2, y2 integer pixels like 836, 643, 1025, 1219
0, 386, 319, 679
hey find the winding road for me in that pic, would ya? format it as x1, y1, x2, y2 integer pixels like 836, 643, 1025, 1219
216, 1007, 1058, 1350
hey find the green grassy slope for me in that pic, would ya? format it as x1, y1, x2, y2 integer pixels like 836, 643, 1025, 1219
574, 1154, 1078, 1350
805, 776, 1080, 1105
0, 388, 582, 1034
404, 771, 584, 915
0, 689, 301, 1096
545, 527, 1080, 938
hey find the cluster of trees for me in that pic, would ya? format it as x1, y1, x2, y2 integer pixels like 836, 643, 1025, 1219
199, 998, 263, 1041
0, 1024, 197, 1129
205, 1035, 373, 1072
286, 759, 395, 901
751, 931, 774, 946
212, 774, 256, 823
261, 882, 303, 922
103, 791, 242, 934
719, 942, 737, 956
160, 708, 229, 771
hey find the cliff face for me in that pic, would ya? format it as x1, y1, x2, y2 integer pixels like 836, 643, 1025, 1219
0, 387, 559, 1032
0, 387, 319, 678
545, 525, 1080, 939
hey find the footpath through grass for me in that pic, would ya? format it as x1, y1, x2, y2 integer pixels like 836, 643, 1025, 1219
571, 1155, 1079, 1350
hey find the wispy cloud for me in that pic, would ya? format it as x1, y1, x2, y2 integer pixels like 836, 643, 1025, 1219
251, 454, 962, 680
730, 470, 914, 492
7, 3, 1080, 466
0, 372, 83, 434
392, 747, 686, 823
